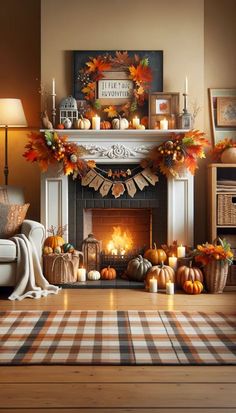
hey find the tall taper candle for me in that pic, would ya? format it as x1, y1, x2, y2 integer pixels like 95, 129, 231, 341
52, 78, 56, 128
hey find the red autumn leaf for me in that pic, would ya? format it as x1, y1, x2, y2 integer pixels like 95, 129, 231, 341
129, 63, 152, 83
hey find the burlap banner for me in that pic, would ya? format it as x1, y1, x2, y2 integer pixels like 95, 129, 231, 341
81, 168, 159, 198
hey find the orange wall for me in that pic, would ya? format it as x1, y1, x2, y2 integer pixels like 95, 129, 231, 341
0, 0, 41, 219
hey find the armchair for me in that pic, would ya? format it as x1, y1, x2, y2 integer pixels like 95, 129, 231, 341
0, 186, 45, 286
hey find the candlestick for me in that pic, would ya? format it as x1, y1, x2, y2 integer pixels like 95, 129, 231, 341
149, 277, 158, 293
132, 116, 140, 128
177, 244, 186, 258
166, 281, 174, 295
77, 267, 86, 282
168, 255, 177, 270
51, 78, 56, 128
92, 115, 100, 130
160, 118, 168, 130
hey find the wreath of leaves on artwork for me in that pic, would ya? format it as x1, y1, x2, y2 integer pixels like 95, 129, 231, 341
77, 51, 153, 120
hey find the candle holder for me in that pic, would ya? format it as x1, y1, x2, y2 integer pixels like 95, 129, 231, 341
177, 93, 193, 130
52, 92, 56, 128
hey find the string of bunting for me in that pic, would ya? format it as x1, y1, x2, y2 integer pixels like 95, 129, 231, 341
81, 167, 159, 198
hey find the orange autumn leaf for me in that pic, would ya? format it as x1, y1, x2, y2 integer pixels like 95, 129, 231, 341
112, 182, 125, 198
86, 57, 111, 73
104, 105, 118, 118
129, 63, 152, 83
87, 160, 96, 169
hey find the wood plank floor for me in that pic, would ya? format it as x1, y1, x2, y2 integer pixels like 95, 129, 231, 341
0, 288, 235, 412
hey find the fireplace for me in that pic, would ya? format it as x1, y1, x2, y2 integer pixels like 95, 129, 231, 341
40, 130, 194, 257
68, 163, 167, 253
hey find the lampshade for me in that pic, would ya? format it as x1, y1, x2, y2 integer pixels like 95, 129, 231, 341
0, 98, 27, 127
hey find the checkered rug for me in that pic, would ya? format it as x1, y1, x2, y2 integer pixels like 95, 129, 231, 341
0, 311, 235, 365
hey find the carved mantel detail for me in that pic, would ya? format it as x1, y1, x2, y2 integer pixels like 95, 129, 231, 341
80, 143, 152, 159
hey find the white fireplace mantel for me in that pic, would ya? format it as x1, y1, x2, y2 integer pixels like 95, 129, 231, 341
40, 129, 194, 246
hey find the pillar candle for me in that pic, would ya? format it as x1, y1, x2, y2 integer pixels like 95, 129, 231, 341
149, 277, 158, 293
132, 116, 140, 128
177, 244, 186, 258
77, 267, 86, 282
160, 118, 168, 130
92, 115, 100, 130
166, 281, 174, 295
168, 255, 178, 270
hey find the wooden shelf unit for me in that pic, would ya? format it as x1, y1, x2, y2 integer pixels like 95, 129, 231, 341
208, 163, 236, 288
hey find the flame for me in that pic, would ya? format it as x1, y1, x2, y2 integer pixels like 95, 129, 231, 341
106, 226, 133, 255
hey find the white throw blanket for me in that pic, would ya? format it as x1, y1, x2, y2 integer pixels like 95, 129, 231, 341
8, 234, 60, 301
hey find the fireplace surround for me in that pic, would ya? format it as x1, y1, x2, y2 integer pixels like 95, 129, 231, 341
40, 129, 194, 249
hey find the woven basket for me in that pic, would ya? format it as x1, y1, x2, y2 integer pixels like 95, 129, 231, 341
203, 260, 229, 293
217, 194, 236, 225
43, 251, 83, 284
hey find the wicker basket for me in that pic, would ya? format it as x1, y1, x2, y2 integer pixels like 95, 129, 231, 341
217, 194, 236, 225
203, 260, 229, 293
43, 251, 83, 284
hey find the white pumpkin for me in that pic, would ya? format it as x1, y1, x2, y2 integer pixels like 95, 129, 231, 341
63, 117, 72, 129
87, 270, 100, 280
112, 118, 129, 130
76, 117, 91, 130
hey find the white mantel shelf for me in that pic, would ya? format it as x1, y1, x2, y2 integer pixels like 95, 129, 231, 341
40, 129, 189, 163
40, 128, 194, 246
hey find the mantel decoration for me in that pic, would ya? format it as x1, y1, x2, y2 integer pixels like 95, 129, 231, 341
141, 130, 209, 178
73, 50, 163, 124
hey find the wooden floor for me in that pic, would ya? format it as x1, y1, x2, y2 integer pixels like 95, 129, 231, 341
0, 288, 235, 412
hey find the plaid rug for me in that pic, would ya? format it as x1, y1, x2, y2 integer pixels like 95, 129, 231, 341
0, 310, 235, 365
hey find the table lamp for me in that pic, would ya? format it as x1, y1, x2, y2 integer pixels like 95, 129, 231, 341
0, 98, 27, 185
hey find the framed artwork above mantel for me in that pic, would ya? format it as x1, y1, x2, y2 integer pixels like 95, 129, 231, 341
73, 50, 163, 124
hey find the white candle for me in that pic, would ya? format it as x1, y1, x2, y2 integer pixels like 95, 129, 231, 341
52, 78, 55, 95
77, 267, 86, 282
168, 255, 178, 270
160, 118, 168, 130
166, 281, 174, 295
185, 76, 188, 94
177, 244, 186, 258
132, 116, 140, 128
92, 115, 100, 130
149, 277, 158, 293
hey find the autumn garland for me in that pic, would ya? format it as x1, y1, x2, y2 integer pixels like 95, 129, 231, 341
23, 131, 95, 178
141, 130, 210, 178
77, 51, 152, 119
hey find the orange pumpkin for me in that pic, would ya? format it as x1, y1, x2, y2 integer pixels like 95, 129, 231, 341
101, 266, 117, 280
145, 263, 175, 290
176, 263, 203, 287
183, 279, 203, 294
44, 235, 65, 250
100, 120, 111, 130
144, 243, 167, 265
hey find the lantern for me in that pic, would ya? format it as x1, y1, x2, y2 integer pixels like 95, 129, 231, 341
82, 233, 101, 272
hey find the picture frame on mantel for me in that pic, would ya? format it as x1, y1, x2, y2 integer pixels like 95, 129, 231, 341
73, 50, 163, 125
149, 92, 180, 129
209, 88, 236, 146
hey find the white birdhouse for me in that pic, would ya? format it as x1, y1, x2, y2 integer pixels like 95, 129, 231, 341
59, 96, 78, 126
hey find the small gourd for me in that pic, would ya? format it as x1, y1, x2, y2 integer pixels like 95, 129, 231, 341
62, 243, 75, 253
63, 117, 72, 129
54, 246, 62, 254
112, 117, 129, 130
75, 116, 91, 130
100, 120, 111, 130
146, 263, 175, 289
183, 277, 203, 294
43, 246, 53, 255
126, 255, 152, 282
101, 266, 117, 280
144, 243, 167, 265
87, 270, 100, 280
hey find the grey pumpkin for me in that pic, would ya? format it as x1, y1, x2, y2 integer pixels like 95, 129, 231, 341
126, 255, 152, 281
